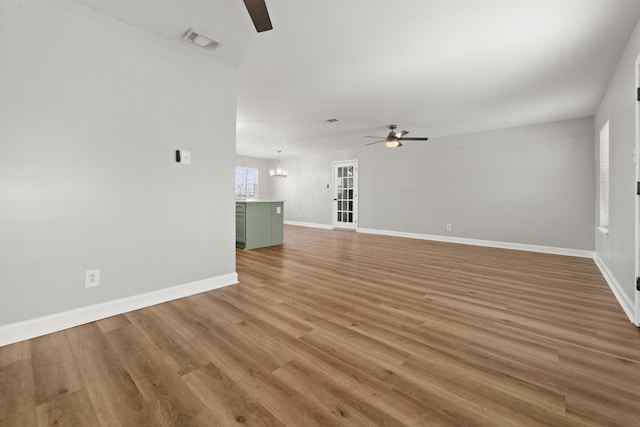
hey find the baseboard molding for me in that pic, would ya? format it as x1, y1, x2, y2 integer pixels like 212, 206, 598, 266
593, 255, 637, 325
0, 272, 238, 347
284, 220, 333, 230
357, 227, 594, 258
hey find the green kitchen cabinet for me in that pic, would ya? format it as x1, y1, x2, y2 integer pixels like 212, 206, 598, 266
236, 201, 284, 249
235, 212, 246, 245
270, 203, 284, 246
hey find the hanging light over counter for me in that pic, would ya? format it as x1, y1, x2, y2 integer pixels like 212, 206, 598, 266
270, 150, 287, 178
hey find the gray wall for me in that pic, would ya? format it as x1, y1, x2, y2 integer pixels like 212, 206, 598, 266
0, 1, 237, 325
273, 117, 595, 251
271, 151, 353, 225
594, 16, 640, 304
235, 155, 272, 199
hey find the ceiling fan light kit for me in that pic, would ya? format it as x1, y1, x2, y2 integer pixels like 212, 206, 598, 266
385, 139, 401, 148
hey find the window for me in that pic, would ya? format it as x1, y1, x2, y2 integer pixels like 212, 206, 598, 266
599, 120, 609, 229
235, 167, 258, 199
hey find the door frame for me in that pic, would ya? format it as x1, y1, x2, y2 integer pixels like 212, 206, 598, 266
635, 54, 640, 326
331, 159, 359, 230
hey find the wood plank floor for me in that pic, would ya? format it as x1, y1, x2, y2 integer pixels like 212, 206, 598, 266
2, 225, 640, 426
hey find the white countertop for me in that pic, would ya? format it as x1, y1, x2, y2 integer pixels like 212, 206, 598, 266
236, 199, 285, 203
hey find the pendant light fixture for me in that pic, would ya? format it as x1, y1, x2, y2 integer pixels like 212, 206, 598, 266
270, 150, 287, 178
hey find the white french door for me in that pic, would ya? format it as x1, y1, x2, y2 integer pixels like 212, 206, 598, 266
332, 160, 358, 230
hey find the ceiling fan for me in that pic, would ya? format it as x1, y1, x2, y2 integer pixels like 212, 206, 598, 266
243, 0, 273, 32
364, 125, 429, 148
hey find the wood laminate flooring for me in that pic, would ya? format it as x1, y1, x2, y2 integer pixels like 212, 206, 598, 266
2, 225, 640, 426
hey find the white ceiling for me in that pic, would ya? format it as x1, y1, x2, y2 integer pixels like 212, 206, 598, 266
76, 0, 640, 159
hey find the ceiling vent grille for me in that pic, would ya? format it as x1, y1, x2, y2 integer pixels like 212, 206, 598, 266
182, 29, 220, 50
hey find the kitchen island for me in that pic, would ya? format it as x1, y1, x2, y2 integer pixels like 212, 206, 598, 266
235, 200, 284, 249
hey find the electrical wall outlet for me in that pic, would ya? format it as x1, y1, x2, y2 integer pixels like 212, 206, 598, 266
446, 224, 452, 231
85, 269, 100, 288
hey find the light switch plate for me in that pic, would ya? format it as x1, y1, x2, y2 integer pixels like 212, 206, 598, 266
180, 150, 191, 164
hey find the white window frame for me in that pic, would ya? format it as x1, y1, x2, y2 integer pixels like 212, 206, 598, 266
598, 119, 610, 233
235, 166, 259, 199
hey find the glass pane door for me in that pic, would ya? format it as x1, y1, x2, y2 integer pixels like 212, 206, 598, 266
333, 160, 358, 229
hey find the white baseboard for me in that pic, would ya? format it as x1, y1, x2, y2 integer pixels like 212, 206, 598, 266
356, 227, 595, 258
0, 272, 238, 347
284, 220, 333, 230
593, 255, 637, 325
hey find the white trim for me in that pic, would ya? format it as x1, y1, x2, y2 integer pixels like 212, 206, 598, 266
635, 53, 640, 326
284, 220, 333, 230
356, 227, 594, 258
0, 273, 238, 346
593, 255, 637, 325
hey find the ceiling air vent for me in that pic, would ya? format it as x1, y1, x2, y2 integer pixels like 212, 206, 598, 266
182, 29, 220, 50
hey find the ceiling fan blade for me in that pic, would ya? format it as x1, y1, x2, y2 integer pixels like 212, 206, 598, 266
243, 0, 273, 32
400, 130, 409, 137
398, 137, 429, 141
365, 140, 386, 146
